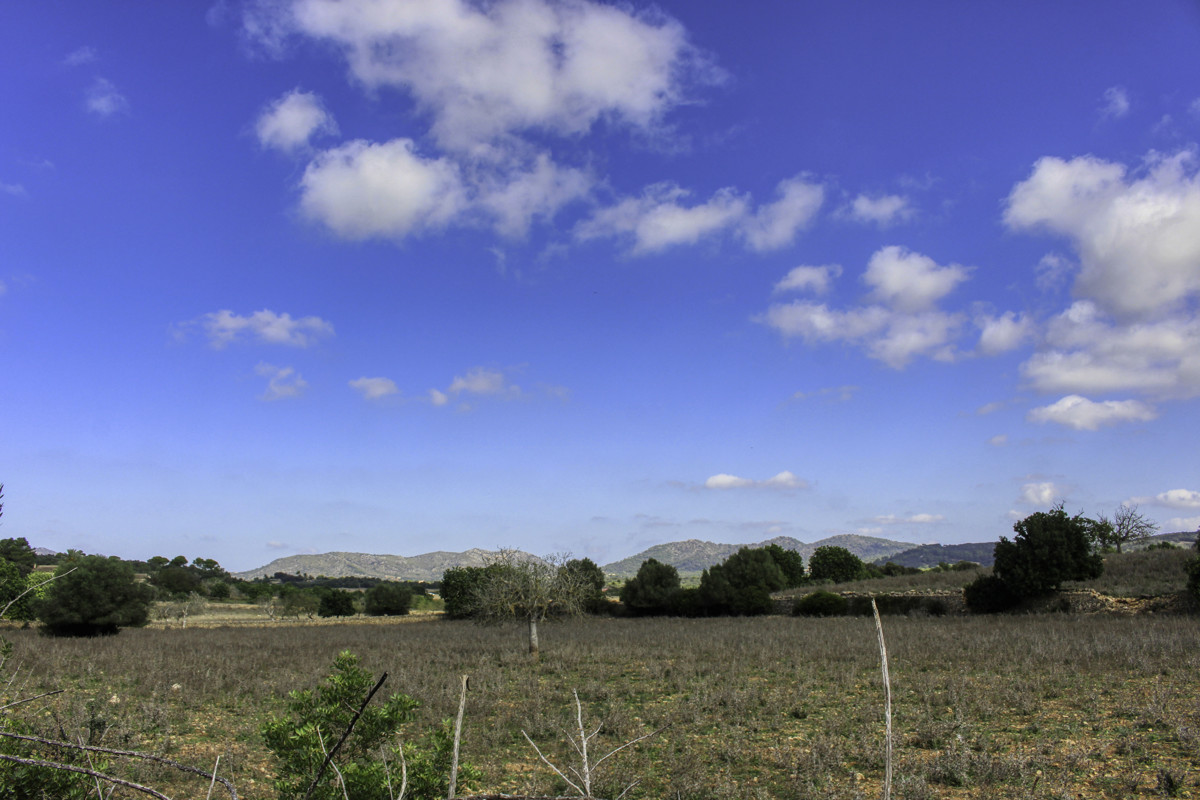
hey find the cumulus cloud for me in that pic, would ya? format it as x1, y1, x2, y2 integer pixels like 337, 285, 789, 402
1026, 394, 1157, 430
1100, 86, 1130, 119
477, 153, 592, 237
1020, 482, 1058, 506
431, 366, 521, 407
349, 376, 398, 400
1133, 489, 1200, 509
245, 0, 712, 152
256, 363, 307, 400
256, 88, 338, 152
1166, 515, 1200, 531
86, 77, 128, 117
975, 311, 1035, 355
761, 246, 968, 368
703, 471, 807, 490
773, 265, 840, 295
300, 139, 468, 239
1005, 150, 1200, 319
192, 309, 335, 348
578, 175, 823, 255
847, 193, 912, 226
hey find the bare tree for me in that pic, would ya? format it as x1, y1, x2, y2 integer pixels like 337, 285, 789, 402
1095, 504, 1159, 553
471, 550, 595, 658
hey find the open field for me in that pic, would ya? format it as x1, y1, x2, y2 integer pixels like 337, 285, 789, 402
3, 609, 1199, 799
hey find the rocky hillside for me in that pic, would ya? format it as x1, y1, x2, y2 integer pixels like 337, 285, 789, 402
233, 548, 534, 582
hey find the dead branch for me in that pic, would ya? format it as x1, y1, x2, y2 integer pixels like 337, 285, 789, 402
302, 670, 389, 800
0, 752, 173, 800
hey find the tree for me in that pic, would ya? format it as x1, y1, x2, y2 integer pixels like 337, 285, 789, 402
1186, 530, 1200, 604
441, 564, 506, 619
149, 564, 203, 598
992, 504, 1103, 598
763, 543, 805, 588
469, 550, 595, 657
808, 546, 866, 583
560, 557, 606, 613
619, 558, 680, 615
698, 547, 786, 615
1096, 504, 1159, 553
363, 581, 412, 616
318, 588, 357, 617
0, 537, 36, 577
35, 556, 155, 636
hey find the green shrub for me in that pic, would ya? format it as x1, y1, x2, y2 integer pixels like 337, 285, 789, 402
697, 547, 785, 616
619, 558, 680, 615
792, 591, 848, 617
808, 546, 867, 583
35, 556, 154, 637
994, 506, 1103, 598
1187, 533, 1200, 604
363, 581, 412, 616
318, 589, 357, 617
963, 575, 1020, 614
262, 651, 478, 800
845, 594, 948, 616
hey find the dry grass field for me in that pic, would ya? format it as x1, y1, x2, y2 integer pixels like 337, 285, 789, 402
3, 605, 1198, 799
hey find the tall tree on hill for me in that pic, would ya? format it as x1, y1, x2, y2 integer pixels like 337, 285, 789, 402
1093, 504, 1159, 553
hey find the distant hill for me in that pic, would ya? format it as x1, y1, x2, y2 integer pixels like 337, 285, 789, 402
233, 548, 540, 583
600, 534, 914, 580
874, 542, 997, 569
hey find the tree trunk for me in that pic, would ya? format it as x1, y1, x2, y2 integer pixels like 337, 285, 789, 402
527, 616, 539, 658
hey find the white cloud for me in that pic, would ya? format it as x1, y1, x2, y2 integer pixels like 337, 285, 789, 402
1, 181, 25, 197
739, 177, 824, 251
1026, 394, 1157, 430
1136, 489, 1200, 509
256, 363, 307, 400
703, 471, 807, 490
300, 139, 468, 239
1020, 482, 1058, 506
975, 311, 1035, 355
431, 366, 522, 407
1005, 150, 1200, 319
1035, 252, 1074, 291
761, 247, 969, 368
477, 153, 592, 237
848, 193, 912, 226
86, 77, 128, 117
1166, 515, 1200, 532
988, 434, 1008, 446
870, 513, 945, 525
251, 0, 710, 152
256, 88, 338, 152
864, 246, 968, 313
773, 265, 840, 295
349, 377, 399, 400
63, 46, 97, 66
195, 309, 335, 348
1100, 86, 1130, 119
1020, 301, 1200, 398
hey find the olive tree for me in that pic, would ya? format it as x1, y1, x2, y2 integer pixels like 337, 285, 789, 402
469, 549, 595, 657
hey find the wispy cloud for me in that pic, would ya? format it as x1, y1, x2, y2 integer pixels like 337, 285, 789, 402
702, 471, 807, 490
86, 77, 128, 117
256, 363, 307, 401
182, 309, 335, 348
349, 377, 399, 400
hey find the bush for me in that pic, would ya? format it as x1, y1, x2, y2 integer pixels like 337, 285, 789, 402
35, 556, 154, 636
963, 575, 1020, 614
317, 588, 357, 617
793, 590, 848, 617
1187, 533, 1200, 604
262, 650, 478, 800
808, 546, 867, 583
560, 558, 607, 614
697, 547, 786, 616
363, 581, 412, 616
619, 558, 680, 615
994, 505, 1103, 598
763, 544, 806, 587
846, 594, 947, 616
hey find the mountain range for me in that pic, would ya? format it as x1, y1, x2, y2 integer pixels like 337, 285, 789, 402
233, 534, 1004, 582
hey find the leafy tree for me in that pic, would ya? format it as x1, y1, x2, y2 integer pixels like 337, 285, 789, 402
36, 556, 154, 636
808, 546, 867, 583
992, 505, 1104, 599
698, 547, 786, 615
468, 550, 596, 657
1186, 531, 1200, 604
962, 574, 1020, 613
279, 586, 320, 619
0, 537, 36, 577
441, 564, 505, 619
207, 580, 231, 600
190, 556, 228, 579
363, 581, 412, 616
318, 588, 357, 617
763, 543, 805, 588
560, 557, 606, 613
150, 564, 203, 598
262, 650, 478, 800
793, 590, 848, 617
619, 558, 680, 615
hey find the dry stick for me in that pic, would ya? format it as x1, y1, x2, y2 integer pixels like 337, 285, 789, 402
448, 674, 470, 799
0, 730, 238, 799
205, 755, 221, 800
0, 687, 66, 711
0, 753, 173, 800
302, 671, 389, 800
871, 598, 893, 800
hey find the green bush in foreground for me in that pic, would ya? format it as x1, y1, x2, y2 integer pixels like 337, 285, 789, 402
793, 590, 848, 617
35, 556, 154, 637
262, 650, 478, 800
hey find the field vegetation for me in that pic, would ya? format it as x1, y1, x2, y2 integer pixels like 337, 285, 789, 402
2, 605, 1199, 799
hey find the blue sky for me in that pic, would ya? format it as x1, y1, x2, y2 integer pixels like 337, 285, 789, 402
3, 0, 1199, 572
